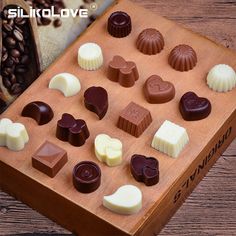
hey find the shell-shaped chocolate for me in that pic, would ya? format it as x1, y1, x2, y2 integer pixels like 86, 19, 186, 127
136, 28, 164, 55
168, 44, 197, 72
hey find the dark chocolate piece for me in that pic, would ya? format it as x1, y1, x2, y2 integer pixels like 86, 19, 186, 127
107, 56, 139, 87
84, 86, 108, 120
56, 113, 89, 146
179, 92, 211, 121
136, 28, 164, 55
117, 102, 152, 137
144, 75, 175, 104
32, 141, 68, 178
168, 44, 197, 72
107, 11, 132, 38
21, 101, 54, 125
73, 161, 101, 193
130, 154, 159, 186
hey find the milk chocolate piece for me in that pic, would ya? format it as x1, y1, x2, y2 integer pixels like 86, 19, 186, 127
22, 101, 54, 125
107, 56, 139, 87
56, 113, 89, 147
130, 154, 159, 186
32, 141, 68, 178
84, 86, 108, 120
168, 44, 197, 71
117, 102, 152, 137
73, 161, 101, 193
136, 28, 164, 55
107, 11, 132, 38
144, 75, 175, 104
179, 92, 211, 121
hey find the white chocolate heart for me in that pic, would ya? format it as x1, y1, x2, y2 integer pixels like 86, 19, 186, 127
95, 134, 122, 167
0, 118, 29, 151
103, 185, 142, 215
49, 73, 81, 97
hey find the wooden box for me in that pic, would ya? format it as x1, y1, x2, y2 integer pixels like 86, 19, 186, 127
1, 1, 236, 235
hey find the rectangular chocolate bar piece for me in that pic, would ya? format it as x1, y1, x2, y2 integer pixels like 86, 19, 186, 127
117, 102, 152, 137
32, 141, 68, 178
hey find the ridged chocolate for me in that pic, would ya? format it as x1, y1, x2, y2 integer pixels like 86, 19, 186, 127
136, 28, 164, 55
168, 44, 197, 72
117, 102, 152, 138
107, 11, 132, 38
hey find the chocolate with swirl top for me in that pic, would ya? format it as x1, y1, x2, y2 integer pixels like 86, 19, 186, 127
73, 161, 101, 193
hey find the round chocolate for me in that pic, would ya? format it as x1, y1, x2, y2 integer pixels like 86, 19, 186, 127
107, 11, 132, 38
136, 28, 164, 55
168, 44, 197, 72
73, 161, 101, 193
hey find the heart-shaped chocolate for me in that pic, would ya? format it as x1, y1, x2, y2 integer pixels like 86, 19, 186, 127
130, 154, 159, 186
56, 113, 89, 146
84, 86, 108, 120
179, 92, 211, 121
107, 55, 139, 87
144, 75, 175, 103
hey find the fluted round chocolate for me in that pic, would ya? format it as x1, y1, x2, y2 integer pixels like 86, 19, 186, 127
168, 44, 197, 72
136, 28, 164, 55
107, 11, 132, 38
73, 161, 101, 193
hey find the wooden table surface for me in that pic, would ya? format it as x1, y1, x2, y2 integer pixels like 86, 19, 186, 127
1, 0, 236, 235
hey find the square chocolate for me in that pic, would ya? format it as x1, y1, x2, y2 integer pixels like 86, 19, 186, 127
117, 102, 152, 137
32, 141, 68, 178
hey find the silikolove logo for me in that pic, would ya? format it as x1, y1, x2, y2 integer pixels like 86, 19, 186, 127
7, 6, 89, 18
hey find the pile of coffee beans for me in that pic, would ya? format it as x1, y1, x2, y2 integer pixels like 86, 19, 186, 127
24, 0, 65, 27
1, 8, 36, 96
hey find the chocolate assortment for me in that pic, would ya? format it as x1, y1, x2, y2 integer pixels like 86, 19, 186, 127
84, 86, 108, 120
107, 55, 139, 87
22, 101, 54, 125
136, 28, 164, 55
56, 113, 90, 147
130, 154, 159, 186
144, 75, 175, 104
32, 141, 68, 178
73, 161, 101, 193
0, 6, 40, 113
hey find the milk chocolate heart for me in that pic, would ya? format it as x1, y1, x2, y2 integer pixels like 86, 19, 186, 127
56, 113, 89, 146
130, 154, 159, 186
107, 55, 139, 87
144, 75, 175, 103
179, 92, 211, 121
84, 86, 108, 120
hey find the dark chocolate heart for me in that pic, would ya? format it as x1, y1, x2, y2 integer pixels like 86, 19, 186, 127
144, 75, 175, 104
56, 113, 89, 146
130, 154, 159, 186
179, 92, 211, 121
84, 86, 108, 120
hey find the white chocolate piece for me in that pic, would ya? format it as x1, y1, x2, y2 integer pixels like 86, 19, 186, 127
95, 134, 122, 167
78, 43, 103, 70
207, 64, 236, 92
103, 185, 142, 215
151, 120, 189, 158
0, 118, 29, 151
49, 73, 81, 97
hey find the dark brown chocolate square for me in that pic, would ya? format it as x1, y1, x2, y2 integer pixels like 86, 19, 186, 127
32, 141, 68, 178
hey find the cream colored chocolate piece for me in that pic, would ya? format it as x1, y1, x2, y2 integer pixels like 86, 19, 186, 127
78, 43, 103, 70
151, 120, 189, 158
0, 118, 29, 151
95, 134, 122, 167
49, 73, 81, 97
103, 185, 142, 215
207, 64, 236, 92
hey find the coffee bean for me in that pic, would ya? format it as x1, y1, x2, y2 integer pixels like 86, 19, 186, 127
3, 23, 13, 32
10, 49, 21, 58
2, 31, 7, 39
13, 29, 24, 42
8, 19, 14, 27
9, 74, 17, 84
20, 55, 30, 64
53, 18, 62, 28
14, 25, 23, 34
15, 17, 27, 26
2, 52, 8, 62
5, 37, 16, 48
17, 42, 25, 53
41, 17, 52, 25
2, 46, 7, 53
5, 57, 14, 67
2, 77, 12, 89
10, 83, 22, 95
15, 65, 27, 74
11, 57, 20, 65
